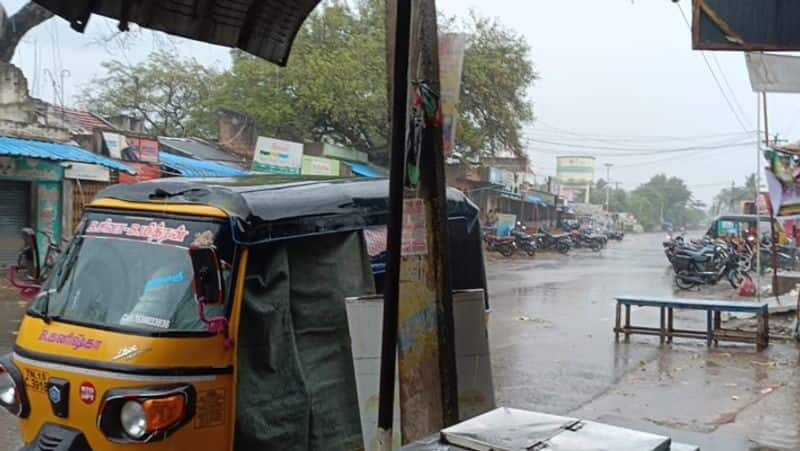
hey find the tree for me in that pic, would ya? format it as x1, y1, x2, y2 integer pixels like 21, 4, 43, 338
710, 173, 758, 216
0, 2, 53, 63
627, 174, 698, 231
80, 48, 221, 137
451, 13, 536, 160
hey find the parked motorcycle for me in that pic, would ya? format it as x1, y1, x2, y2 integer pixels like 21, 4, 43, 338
537, 228, 572, 254
511, 223, 538, 257
572, 229, 605, 252
669, 239, 746, 289
484, 233, 517, 257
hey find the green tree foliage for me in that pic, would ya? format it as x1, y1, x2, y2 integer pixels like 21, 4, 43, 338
80, 48, 220, 137
710, 173, 758, 216
81, 0, 536, 164
627, 174, 704, 231
451, 13, 536, 159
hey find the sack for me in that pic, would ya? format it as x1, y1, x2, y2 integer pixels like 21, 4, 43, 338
737, 275, 756, 297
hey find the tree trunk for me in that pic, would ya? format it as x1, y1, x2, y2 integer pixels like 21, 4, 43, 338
0, 2, 54, 63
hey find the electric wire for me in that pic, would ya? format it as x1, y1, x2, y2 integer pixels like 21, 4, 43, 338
676, 3, 750, 133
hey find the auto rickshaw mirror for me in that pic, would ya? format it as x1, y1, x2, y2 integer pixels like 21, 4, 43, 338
189, 246, 223, 306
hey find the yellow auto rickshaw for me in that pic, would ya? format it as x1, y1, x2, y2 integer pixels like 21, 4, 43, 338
0, 175, 490, 450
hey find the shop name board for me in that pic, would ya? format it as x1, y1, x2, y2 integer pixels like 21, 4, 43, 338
0, 157, 62, 181
301, 155, 340, 176
64, 162, 111, 182
252, 137, 303, 174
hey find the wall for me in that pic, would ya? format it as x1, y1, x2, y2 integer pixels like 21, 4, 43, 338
0, 156, 64, 261
0, 63, 71, 142
218, 109, 258, 161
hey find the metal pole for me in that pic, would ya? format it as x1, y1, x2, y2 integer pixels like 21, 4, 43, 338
604, 163, 612, 214
756, 93, 762, 300
762, 92, 779, 295
378, 0, 412, 447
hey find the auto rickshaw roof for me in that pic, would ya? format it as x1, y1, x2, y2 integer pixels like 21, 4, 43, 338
94, 175, 479, 243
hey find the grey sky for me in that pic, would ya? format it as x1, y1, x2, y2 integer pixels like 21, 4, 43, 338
6, 0, 797, 204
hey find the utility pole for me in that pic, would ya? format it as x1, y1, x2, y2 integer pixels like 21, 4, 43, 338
604, 163, 613, 215
383, 0, 458, 445
730, 180, 735, 213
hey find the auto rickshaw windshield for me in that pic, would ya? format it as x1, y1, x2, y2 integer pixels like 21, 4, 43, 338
28, 211, 233, 333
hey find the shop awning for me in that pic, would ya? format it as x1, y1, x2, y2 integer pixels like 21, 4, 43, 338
32, 0, 322, 66
159, 152, 249, 177
526, 195, 544, 205
0, 135, 135, 173
343, 162, 386, 178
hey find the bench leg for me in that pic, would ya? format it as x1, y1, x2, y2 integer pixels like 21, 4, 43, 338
614, 302, 621, 342
624, 305, 631, 343
659, 306, 665, 345
757, 313, 769, 351
706, 310, 713, 347
714, 311, 721, 346
667, 308, 673, 343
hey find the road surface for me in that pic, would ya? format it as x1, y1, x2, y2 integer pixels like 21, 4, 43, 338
0, 233, 798, 450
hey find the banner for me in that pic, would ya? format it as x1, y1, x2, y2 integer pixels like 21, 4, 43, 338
126, 136, 160, 163
252, 137, 303, 174
764, 148, 800, 217
438, 33, 467, 157
746, 53, 800, 93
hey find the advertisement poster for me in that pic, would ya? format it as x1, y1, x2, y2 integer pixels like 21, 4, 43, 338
438, 33, 467, 157
252, 137, 303, 174
102, 132, 127, 159
126, 137, 160, 163
301, 155, 340, 176
119, 163, 160, 184
401, 199, 428, 256
764, 149, 800, 217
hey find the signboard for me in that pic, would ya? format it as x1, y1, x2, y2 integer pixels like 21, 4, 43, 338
438, 33, 467, 156
119, 162, 159, 184
745, 53, 800, 94
126, 137, 159, 163
401, 198, 428, 256
0, 157, 62, 181
556, 156, 595, 187
487, 167, 515, 192
764, 148, 800, 217
64, 162, 111, 182
693, 0, 800, 51
102, 132, 127, 159
252, 137, 303, 174
717, 220, 740, 237
495, 214, 517, 237
301, 155, 340, 176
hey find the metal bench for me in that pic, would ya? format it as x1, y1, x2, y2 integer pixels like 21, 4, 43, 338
614, 296, 769, 350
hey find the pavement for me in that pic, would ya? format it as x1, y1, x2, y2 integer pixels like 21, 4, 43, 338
0, 233, 798, 450
486, 233, 800, 451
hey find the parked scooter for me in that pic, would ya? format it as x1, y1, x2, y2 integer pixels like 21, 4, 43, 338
571, 229, 604, 252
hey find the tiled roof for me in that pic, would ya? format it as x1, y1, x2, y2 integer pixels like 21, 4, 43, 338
49, 105, 114, 133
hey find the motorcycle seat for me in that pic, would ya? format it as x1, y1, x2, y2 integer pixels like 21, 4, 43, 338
676, 249, 712, 262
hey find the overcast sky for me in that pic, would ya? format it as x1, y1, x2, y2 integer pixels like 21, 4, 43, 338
6, 0, 798, 203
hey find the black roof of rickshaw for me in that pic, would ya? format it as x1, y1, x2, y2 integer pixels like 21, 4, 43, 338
94, 175, 479, 243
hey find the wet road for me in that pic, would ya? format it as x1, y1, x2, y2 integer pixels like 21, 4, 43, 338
0, 233, 798, 450
487, 233, 800, 451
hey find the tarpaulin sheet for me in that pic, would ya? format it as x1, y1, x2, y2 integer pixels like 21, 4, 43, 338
235, 231, 374, 450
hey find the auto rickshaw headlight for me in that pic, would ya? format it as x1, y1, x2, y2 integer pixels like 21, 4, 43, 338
120, 401, 147, 439
0, 356, 29, 418
98, 385, 195, 443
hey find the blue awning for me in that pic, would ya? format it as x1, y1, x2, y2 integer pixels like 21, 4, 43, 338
0, 135, 135, 173
159, 151, 248, 177
526, 195, 544, 205
343, 162, 386, 178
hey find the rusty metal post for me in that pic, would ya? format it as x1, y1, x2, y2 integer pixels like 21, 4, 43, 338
384, 0, 459, 443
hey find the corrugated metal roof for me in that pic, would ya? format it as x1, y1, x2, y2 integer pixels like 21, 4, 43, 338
343, 162, 386, 178
159, 152, 248, 177
159, 137, 244, 165
32, 0, 322, 66
0, 136, 135, 174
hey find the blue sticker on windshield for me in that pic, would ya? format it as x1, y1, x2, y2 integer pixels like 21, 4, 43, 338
144, 272, 185, 291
